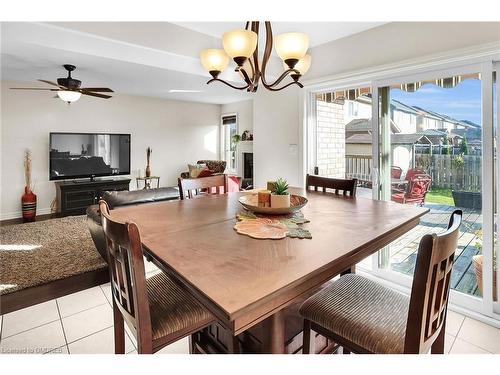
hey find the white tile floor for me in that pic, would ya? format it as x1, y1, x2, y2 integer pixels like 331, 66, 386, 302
1, 264, 499, 354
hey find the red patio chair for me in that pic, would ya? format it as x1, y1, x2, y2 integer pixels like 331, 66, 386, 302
391, 174, 431, 206
405, 167, 426, 181
391, 166, 403, 179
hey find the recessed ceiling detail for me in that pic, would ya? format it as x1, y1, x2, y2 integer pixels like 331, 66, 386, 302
1, 22, 386, 104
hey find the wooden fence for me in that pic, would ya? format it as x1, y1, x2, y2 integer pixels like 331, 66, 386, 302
414, 154, 481, 191
344, 154, 481, 191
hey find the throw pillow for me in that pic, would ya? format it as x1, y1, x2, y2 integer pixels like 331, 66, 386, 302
197, 168, 213, 178
188, 163, 207, 178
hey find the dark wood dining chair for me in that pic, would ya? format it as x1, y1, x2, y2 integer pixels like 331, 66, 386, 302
305, 174, 357, 197
300, 210, 462, 354
306, 174, 358, 275
178, 174, 228, 200
99, 200, 215, 354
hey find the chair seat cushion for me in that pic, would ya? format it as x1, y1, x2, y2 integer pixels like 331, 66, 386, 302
146, 273, 213, 340
299, 274, 409, 354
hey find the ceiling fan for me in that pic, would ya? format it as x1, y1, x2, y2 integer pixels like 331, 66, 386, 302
10, 64, 114, 103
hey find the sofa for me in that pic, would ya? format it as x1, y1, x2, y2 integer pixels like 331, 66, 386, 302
180, 160, 227, 179
86, 187, 179, 260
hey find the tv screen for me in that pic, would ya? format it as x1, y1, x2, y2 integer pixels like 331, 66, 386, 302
49, 133, 131, 180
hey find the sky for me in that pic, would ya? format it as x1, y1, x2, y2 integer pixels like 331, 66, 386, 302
390, 78, 482, 126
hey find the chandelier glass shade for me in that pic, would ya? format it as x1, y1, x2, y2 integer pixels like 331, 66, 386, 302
200, 49, 230, 75
222, 29, 258, 61
200, 21, 311, 92
57, 90, 81, 103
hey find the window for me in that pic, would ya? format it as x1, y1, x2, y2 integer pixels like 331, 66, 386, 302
222, 115, 237, 172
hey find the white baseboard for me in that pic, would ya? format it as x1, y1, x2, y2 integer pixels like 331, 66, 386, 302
1, 207, 52, 221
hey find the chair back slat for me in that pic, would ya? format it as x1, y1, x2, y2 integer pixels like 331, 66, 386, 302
99, 200, 153, 346
404, 210, 462, 353
305, 174, 357, 197
178, 175, 228, 200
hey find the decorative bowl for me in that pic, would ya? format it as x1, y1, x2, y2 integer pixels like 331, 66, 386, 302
238, 194, 308, 215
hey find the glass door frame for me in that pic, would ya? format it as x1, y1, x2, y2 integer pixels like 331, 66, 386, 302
370, 62, 496, 319
494, 62, 500, 315
304, 80, 374, 177
303, 59, 500, 323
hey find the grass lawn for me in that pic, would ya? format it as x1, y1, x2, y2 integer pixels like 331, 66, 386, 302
425, 188, 455, 206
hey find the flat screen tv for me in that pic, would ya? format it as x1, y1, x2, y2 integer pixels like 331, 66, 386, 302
49, 132, 131, 180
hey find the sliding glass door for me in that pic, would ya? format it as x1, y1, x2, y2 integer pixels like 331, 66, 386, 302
494, 64, 500, 313
377, 72, 484, 301
307, 61, 499, 319
371, 63, 498, 318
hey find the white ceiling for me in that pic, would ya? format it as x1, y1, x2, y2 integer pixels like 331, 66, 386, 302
1, 22, 386, 104
174, 22, 386, 48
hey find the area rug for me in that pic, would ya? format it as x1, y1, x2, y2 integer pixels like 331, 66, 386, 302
0, 215, 107, 295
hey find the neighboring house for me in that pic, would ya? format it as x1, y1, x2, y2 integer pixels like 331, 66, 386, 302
345, 118, 400, 139
316, 92, 480, 179
346, 133, 432, 173
344, 94, 476, 154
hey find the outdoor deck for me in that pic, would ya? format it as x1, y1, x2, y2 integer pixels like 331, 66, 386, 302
391, 203, 482, 296
357, 188, 482, 297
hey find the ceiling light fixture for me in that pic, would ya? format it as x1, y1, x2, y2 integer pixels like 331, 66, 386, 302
57, 90, 82, 103
200, 21, 311, 92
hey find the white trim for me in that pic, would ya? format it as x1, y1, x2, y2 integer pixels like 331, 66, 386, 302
1, 207, 52, 221
220, 112, 238, 174
481, 61, 495, 317
301, 89, 316, 186
496, 62, 500, 310
303, 41, 500, 91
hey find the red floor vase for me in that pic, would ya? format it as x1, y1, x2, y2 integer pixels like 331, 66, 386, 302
21, 186, 37, 222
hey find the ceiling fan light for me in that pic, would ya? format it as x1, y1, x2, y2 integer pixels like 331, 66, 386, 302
57, 90, 81, 103
283, 54, 312, 75
200, 49, 229, 78
275, 33, 309, 67
222, 29, 258, 63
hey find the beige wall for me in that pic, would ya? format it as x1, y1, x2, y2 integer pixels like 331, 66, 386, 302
0, 81, 221, 219
253, 86, 301, 187
221, 99, 253, 134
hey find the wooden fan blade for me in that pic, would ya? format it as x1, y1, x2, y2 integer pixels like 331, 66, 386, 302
10, 87, 55, 90
38, 79, 65, 88
80, 87, 114, 92
82, 91, 112, 99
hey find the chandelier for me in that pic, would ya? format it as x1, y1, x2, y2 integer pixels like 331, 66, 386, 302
200, 22, 311, 92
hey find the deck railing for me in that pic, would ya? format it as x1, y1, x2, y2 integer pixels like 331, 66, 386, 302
345, 155, 372, 183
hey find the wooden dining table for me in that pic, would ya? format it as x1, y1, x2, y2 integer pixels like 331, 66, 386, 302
111, 187, 429, 353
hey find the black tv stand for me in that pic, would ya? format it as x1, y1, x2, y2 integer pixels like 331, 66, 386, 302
55, 177, 131, 217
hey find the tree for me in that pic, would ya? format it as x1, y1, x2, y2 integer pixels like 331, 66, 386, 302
441, 136, 450, 155
459, 136, 469, 155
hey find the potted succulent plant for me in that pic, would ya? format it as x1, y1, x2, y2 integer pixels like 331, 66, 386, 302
270, 177, 290, 208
